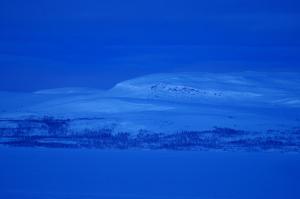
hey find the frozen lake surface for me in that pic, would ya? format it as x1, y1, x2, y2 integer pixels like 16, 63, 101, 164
0, 147, 300, 199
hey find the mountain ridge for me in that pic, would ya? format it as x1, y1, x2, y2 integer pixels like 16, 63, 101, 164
0, 72, 299, 135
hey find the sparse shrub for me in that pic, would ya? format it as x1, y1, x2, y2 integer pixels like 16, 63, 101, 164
41, 116, 69, 136
213, 127, 243, 137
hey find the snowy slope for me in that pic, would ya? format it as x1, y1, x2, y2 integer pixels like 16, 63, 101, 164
0, 72, 299, 134
110, 72, 300, 107
34, 87, 103, 95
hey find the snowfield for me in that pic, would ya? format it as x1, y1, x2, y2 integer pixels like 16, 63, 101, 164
1, 72, 300, 199
0, 72, 300, 151
0, 147, 300, 199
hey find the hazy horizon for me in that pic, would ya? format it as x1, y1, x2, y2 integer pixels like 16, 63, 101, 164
1, 0, 299, 91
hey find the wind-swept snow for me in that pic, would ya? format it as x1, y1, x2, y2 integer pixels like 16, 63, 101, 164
34, 87, 103, 95
110, 72, 300, 107
0, 72, 299, 144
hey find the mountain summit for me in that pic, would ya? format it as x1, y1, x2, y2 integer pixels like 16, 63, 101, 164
111, 72, 300, 107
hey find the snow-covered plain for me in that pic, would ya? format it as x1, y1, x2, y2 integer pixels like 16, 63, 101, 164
0, 147, 300, 199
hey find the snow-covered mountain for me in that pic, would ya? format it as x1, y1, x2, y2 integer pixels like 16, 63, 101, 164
111, 72, 300, 107
0, 72, 299, 135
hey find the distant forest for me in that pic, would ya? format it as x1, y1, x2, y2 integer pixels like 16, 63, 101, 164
0, 117, 299, 152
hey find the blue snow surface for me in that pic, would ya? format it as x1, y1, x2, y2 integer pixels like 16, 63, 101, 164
1, 1, 300, 198
0, 146, 300, 199
0, 72, 300, 198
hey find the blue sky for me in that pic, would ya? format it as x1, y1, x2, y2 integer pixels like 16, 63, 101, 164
0, 0, 299, 91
